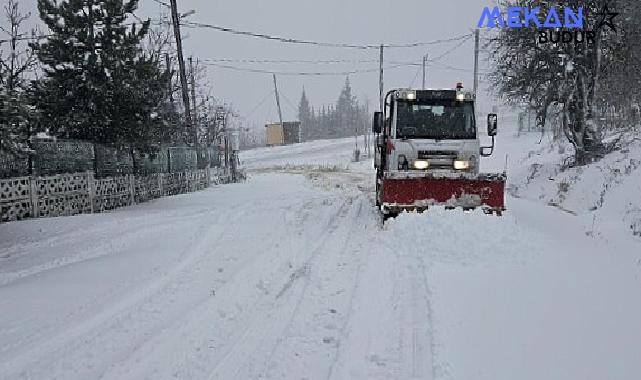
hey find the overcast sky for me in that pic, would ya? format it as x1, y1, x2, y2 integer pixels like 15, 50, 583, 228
13, 0, 500, 129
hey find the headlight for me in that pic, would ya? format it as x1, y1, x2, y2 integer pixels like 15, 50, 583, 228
397, 90, 417, 100
412, 160, 429, 170
456, 93, 465, 101
453, 160, 470, 170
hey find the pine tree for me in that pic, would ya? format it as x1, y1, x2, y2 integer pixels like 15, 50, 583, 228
309, 105, 316, 140
335, 77, 357, 138
0, 85, 30, 155
30, 0, 172, 152
298, 88, 311, 141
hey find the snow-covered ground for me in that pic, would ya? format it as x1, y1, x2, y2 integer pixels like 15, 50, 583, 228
1, 132, 640, 379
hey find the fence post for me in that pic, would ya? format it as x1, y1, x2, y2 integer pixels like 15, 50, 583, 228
158, 173, 163, 197
87, 170, 95, 213
129, 174, 136, 205
206, 167, 211, 187
29, 176, 39, 218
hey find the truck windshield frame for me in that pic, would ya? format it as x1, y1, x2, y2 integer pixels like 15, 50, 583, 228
394, 99, 476, 140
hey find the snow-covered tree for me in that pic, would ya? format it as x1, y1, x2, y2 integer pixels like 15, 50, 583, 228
487, 0, 626, 164
335, 77, 355, 138
297, 88, 311, 140
30, 0, 173, 152
596, 0, 641, 129
298, 79, 369, 141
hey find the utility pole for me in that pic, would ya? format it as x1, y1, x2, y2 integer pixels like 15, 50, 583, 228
473, 29, 480, 97
422, 53, 428, 90
379, 44, 384, 113
364, 100, 370, 155
169, 0, 192, 141
189, 56, 198, 145
165, 53, 174, 105
272, 73, 284, 127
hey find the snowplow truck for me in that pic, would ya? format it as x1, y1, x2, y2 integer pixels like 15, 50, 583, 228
373, 84, 506, 217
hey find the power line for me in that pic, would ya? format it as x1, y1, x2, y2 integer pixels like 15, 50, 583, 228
279, 91, 300, 115
199, 58, 447, 66
199, 33, 473, 77
203, 58, 387, 64
182, 21, 473, 50
202, 62, 410, 76
0, 34, 48, 43
427, 34, 474, 62
244, 89, 276, 118
0, 20, 162, 44
408, 66, 422, 88
150, 0, 171, 7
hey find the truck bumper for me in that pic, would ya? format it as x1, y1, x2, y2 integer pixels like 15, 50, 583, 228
379, 173, 506, 212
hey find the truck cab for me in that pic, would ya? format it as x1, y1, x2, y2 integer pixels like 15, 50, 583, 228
373, 84, 505, 216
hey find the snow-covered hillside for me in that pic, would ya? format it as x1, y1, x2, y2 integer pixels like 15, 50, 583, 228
0, 134, 640, 380
501, 132, 641, 239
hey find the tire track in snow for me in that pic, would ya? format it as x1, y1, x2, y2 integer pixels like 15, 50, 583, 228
98, 186, 351, 379
0, 207, 245, 379
262, 196, 370, 380
326, 215, 438, 380
324, 197, 375, 379
0, 200, 227, 287
385, 236, 436, 380
206, 197, 354, 379
96, 195, 327, 379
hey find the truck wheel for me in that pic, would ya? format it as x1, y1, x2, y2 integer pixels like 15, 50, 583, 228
383, 210, 399, 221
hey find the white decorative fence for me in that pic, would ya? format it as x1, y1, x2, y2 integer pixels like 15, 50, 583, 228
1, 168, 228, 223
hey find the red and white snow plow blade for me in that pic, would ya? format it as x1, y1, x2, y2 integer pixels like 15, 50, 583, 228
379, 173, 506, 215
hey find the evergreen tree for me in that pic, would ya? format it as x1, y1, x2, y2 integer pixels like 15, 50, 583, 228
0, 85, 30, 155
298, 88, 311, 141
336, 77, 355, 138
298, 80, 369, 142
31, 0, 172, 152
309, 105, 316, 140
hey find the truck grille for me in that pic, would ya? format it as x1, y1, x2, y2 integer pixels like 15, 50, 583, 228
417, 150, 456, 169
417, 150, 457, 159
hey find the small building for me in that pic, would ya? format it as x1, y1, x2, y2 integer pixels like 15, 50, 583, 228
265, 123, 284, 147
265, 121, 301, 146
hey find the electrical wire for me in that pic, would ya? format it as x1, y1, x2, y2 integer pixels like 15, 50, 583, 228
408, 66, 422, 88
279, 91, 300, 115
181, 21, 473, 50
150, 0, 171, 8
202, 62, 409, 76
0, 20, 160, 44
244, 89, 276, 118
427, 34, 474, 62
203, 58, 376, 64
200, 34, 473, 77
200, 58, 436, 66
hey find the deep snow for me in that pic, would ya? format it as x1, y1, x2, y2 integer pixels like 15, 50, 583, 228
0, 131, 640, 380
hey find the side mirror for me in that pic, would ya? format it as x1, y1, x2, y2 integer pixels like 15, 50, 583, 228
372, 112, 383, 134
487, 113, 498, 136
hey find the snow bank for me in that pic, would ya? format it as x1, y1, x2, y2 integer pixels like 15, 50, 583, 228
488, 131, 641, 240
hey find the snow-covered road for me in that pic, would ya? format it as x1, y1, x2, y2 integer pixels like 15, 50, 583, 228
1, 136, 640, 380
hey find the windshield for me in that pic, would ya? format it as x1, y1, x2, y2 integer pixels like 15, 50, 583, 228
395, 100, 476, 139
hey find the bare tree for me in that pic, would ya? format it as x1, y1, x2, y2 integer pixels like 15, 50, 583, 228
0, 0, 38, 92
0, 0, 38, 155
487, 0, 632, 164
